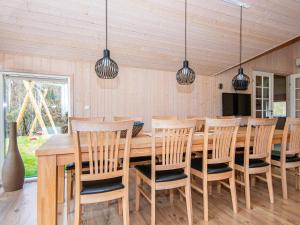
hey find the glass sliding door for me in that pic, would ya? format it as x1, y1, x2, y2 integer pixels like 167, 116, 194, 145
253, 71, 274, 118
2, 73, 70, 177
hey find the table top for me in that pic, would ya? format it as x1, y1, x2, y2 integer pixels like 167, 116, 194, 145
36, 128, 284, 157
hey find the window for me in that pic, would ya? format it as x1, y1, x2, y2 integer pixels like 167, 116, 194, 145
273, 101, 286, 117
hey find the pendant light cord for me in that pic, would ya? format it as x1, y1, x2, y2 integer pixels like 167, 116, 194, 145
106, 0, 108, 50
239, 5, 242, 69
185, 0, 187, 61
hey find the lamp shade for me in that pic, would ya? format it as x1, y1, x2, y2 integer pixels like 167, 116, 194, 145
232, 67, 250, 90
176, 60, 195, 85
95, 49, 119, 79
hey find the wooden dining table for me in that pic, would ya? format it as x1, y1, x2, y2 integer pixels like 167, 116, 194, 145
35, 128, 284, 225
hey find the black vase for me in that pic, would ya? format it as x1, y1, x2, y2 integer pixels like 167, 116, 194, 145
2, 122, 25, 192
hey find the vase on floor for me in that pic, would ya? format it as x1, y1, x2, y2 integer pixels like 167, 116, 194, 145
2, 122, 25, 192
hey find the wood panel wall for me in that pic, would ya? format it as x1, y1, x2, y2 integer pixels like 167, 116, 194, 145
292, 41, 300, 74
0, 52, 215, 130
213, 40, 300, 116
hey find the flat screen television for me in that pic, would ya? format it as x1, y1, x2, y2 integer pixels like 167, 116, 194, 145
222, 93, 251, 116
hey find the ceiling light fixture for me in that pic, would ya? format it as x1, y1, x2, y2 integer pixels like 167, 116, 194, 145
95, 0, 119, 79
232, 4, 250, 90
176, 0, 195, 85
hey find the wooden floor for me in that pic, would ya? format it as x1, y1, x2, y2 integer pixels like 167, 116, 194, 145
1, 168, 300, 225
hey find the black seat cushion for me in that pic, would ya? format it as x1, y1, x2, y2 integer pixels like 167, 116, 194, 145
66, 161, 90, 171
191, 158, 232, 174
235, 154, 269, 168
130, 156, 152, 163
81, 177, 124, 195
271, 151, 300, 163
135, 164, 187, 182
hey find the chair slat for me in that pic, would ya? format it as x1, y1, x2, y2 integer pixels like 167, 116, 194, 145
87, 132, 93, 174
93, 132, 99, 174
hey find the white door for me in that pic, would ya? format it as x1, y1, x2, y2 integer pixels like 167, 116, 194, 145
290, 74, 300, 118
253, 71, 274, 118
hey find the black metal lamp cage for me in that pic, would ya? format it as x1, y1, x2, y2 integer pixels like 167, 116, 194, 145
232, 68, 250, 90
95, 49, 119, 79
176, 60, 195, 85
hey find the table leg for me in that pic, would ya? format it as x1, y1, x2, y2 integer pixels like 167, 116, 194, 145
57, 165, 65, 204
37, 155, 57, 225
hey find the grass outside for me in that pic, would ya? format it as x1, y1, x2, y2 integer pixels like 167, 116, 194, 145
6, 136, 47, 177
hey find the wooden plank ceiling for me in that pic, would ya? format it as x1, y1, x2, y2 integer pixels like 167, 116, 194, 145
0, 0, 299, 76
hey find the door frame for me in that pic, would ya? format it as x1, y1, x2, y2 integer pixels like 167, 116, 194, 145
290, 73, 300, 118
0, 71, 71, 182
252, 71, 274, 118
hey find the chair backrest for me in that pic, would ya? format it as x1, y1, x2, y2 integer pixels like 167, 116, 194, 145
187, 116, 205, 132
71, 120, 134, 187
69, 116, 105, 134
281, 117, 300, 157
151, 119, 196, 178
152, 115, 177, 120
244, 118, 277, 164
203, 118, 240, 170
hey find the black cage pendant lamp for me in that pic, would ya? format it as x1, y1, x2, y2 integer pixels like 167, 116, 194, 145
95, 0, 119, 79
232, 5, 249, 90
176, 0, 195, 85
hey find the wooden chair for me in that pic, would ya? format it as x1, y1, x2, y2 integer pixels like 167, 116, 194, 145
113, 116, 151, 167
66, 117, 105, 214
271, 117, 300, 199
191, 118, 240, 221
135, 119, 196, 225
71, 119, 133, 225
235, 118, 277, 209
187, 116, 205, 132
187, 116, 205, 159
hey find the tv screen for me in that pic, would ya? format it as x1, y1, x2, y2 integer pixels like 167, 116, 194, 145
222, 93, 251, 116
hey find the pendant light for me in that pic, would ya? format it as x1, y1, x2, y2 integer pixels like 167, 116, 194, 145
176, 0, 195, 85
232, 5, 250, 90
95, 0, 119, 79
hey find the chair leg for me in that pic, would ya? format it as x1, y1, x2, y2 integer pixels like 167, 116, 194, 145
217, 182, 221, 193
266, 169, 274, 204
74, 195, 81, 225
66, 170, 72, 214
208, 182, 212, 195
122, 194, 130, 225
244, 172, 251, 209
296, 167, 300, 191
179, 187, 183, 201
135, 174, 141, 211
251, 175, 256, 187
170, 189, 174, 205
281, 166, 288, 200
203, 178, 209, 221
229, 176, 238, 213
151, 187, 156, 225
118, 199, 122, 215
185, 183, 193, 225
